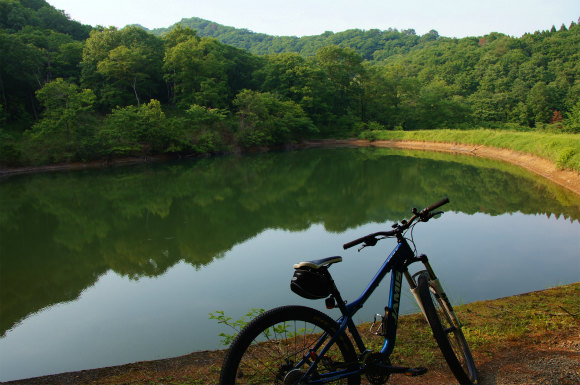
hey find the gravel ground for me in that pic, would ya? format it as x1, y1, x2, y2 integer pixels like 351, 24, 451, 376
488, 335, 580, 385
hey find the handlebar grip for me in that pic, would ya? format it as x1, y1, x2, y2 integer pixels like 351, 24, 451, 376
423, 197, 450, 213
343, 230, 395, 250
343, 236, 366, 250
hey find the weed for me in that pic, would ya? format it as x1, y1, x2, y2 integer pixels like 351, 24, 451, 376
209, 308, 265, 346
360, 130, 378, 142
556, 147, 576, 168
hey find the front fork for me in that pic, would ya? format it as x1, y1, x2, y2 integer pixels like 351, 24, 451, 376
405, 254, 463, 327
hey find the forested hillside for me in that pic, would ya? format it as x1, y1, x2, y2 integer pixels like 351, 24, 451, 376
1, 0, 579, 167
146, 17, 428, 60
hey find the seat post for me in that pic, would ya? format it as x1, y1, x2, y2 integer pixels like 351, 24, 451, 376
326, 269, 346, 312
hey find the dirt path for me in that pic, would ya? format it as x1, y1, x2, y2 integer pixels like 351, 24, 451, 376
304, 139, 580, 197
394, 328, 580, 385
4, 326, 577, 385
5, 330, 578, 385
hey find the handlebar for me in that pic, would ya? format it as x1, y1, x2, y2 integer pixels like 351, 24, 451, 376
342, 231, 392, 250
343, 197, 449, 250
421, 197, 449, 214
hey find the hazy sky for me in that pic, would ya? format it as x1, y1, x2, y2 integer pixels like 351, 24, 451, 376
46, 0, 579, 38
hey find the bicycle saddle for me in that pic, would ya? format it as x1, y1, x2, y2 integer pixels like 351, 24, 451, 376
293, 256, 342, 270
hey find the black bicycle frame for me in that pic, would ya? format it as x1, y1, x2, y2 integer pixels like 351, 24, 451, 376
301, 237, 419, 382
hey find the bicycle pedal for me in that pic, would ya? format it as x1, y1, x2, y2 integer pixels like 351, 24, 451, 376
403, 367, 427, 376
380, 364, 427, 376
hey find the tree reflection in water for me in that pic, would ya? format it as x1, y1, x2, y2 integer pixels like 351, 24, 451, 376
1, 147, 579, 336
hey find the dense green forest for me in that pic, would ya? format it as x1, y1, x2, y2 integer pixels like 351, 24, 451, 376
145, 17, 429, 60
1, 0, 579, 166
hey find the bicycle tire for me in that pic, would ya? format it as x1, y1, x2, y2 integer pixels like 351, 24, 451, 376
417, 272, 478, 385
219, 305, 361, 384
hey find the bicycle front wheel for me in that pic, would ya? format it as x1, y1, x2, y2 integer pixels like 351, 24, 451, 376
417, 272, 478, 385
219, 305, 360, 384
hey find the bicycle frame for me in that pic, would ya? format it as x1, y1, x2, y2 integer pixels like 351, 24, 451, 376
300, 236, 435, 383
219, 198, 477, 385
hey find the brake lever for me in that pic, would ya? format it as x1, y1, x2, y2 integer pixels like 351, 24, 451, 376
358, 236, 379, 252
423, 210, 444, 221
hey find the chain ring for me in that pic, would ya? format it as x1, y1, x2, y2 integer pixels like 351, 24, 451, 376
364, 352, 391, 385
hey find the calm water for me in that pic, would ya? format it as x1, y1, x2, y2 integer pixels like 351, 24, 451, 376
0, 147, 579, 381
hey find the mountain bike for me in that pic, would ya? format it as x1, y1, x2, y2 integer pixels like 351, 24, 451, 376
219, 197, 478, 384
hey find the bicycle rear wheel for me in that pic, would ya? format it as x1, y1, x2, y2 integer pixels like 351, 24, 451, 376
417, 272, 477, 384
219, 305, 360, 384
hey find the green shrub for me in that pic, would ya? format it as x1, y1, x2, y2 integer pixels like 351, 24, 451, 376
556, 147, 577, 169
0, 129, 21, 166
367, 121, 386, 131
360, 130, 378, 142
193, 130, 226, 154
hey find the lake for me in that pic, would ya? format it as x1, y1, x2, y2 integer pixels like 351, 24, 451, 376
0, 146, 579, 381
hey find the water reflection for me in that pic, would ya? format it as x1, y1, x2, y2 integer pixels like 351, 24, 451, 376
0, 147, 578, 340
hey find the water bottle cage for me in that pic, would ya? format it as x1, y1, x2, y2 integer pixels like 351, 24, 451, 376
369, 314, 387, 336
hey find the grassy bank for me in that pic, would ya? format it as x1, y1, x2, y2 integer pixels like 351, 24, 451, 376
11, 283, 579, 385
360, 129, 580, 173
375, 282, 580, 369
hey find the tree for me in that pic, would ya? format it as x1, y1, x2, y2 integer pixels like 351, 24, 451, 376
260, 53, 309, 102
15, 26, 84, 83
0, 0, 90, 39
234, 90, 317, 147
258, 52, 334, 124
420, 29, 440, 43
360, 64, 407, 128
0, 29, 45, 120
52, 41, 84, 81
315, 46, 364, 123
26, 78, 96, 162
97, 45, 149, 106
81, 26, 164, 110
565, 100, 580, 132
162, 25, 199, 49
97, 99, 169, 157
469, 90, 509, 123
163, 34, 246, 109
527, 81, 552, 125
415, 80, 469, 129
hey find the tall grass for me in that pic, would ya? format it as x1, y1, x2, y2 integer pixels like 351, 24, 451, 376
362, 129, 580, 172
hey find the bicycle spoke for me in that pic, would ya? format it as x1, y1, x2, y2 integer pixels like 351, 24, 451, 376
234, 319, 336, 384
220, 199, 473, 385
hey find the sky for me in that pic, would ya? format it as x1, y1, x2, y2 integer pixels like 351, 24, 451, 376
46, 0, 579, 38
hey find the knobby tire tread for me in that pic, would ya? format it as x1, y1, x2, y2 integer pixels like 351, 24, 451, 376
418, 273, 477, 385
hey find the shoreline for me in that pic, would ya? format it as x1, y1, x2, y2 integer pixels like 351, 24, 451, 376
2, 138, 579, 197
304, 139, 580, 197
0, 153, 186, 178
1, 139, 579, 384
3, 282, 578, 384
